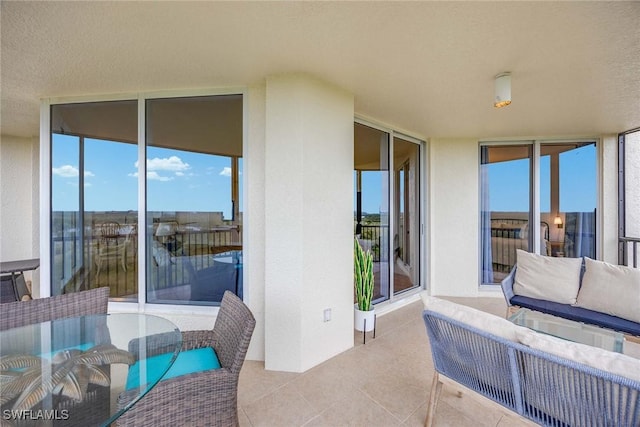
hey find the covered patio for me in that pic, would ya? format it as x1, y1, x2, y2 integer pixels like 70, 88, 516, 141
1, 0, 639, 381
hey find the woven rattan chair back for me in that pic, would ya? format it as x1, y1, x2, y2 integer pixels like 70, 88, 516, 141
211, 290, 256, 374
115, 291, 255, 427
0, 287, 109, 331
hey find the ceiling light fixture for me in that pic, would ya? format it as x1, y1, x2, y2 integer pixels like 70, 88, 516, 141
494, 72, 511, 108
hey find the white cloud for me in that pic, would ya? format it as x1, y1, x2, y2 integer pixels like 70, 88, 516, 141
147, 171, 173, 182
53, 165, 79, 177
53, 165, 95, 178
128, 171, 173, 181
175, 172, 184, 177
146, 156, 190, 172
219, 167, 232, 177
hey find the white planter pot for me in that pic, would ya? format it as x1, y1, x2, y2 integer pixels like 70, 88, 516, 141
354, 306, 375, 332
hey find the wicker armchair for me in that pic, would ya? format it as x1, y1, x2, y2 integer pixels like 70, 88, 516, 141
0, 286, 110, 331
115, 291, 256, 427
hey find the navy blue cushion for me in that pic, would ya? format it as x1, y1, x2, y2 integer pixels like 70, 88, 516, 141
192, 261, 241, 303
126, 347, 220, 390
510, 295, 640, 336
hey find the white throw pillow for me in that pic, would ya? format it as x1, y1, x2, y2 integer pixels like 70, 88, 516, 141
516, 327, 640, 383
421, 292, 522, 342
574, 258, 640, 323
513, 249, 582, 304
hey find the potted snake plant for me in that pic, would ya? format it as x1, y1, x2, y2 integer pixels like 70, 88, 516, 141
354, 238, 375, 332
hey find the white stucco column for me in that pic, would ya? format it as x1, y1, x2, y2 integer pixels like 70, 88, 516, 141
264, 74, 354, 372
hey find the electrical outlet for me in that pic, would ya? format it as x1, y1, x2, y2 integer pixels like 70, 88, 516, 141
323, 308, 332, 322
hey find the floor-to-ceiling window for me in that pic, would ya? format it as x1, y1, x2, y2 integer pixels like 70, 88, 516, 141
145, 95, 243, 305
540, 142, 596, 259
480, 144, 532, 284
48, 93, 243, 305
51, 100, 138, 297
354, 121, 423, 303
480, 141, 597, 285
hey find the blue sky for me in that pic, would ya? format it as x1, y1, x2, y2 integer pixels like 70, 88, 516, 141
356, 144, 596, 214
355, 172, 387, 214
487, 144, 596, 212
52, 135, 239, 217
53, 134, 595, 217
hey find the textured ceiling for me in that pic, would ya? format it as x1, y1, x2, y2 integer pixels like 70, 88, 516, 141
1, 1, 639, 140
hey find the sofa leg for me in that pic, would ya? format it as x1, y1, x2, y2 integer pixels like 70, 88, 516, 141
425, 371, 443, 427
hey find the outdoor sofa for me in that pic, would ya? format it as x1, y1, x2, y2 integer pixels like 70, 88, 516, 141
501, 250, 640, 336
422, 295, 640, 427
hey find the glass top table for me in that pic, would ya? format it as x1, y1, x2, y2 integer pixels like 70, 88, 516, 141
509, 308, 625, 354
0, 313, 182, 426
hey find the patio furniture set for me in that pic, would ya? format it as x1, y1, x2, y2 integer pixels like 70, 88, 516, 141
422, 251, 640, 426
0, 288, 255, 426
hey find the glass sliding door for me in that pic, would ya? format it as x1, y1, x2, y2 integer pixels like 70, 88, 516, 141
393, 136, 421, 294
354, 122, 390, 303
354, 123, 424, 303
145, 94, 243, 306
480, 144, 532, 284
50, 100, 138, 297
540, 142, 596, 259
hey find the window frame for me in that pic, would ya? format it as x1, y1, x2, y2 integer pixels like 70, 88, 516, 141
41, 88, 247, 314
478, 138, 600, 288
618, 127, 640, 266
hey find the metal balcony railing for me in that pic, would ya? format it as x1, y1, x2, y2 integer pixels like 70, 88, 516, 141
619, 237, 640, 268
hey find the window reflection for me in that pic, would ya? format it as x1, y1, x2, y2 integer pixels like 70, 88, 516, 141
145, 95, 243, 305
542, 142, 596, 259
480, 142, 597, 285
50, 100, 138, 298
480, 145, 532, 284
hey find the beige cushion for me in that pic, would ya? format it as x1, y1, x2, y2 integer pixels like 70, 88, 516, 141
516, 327, 640, 383
513, 249, 582, 304
421, 292, 522, 342
574, 258, 640, 323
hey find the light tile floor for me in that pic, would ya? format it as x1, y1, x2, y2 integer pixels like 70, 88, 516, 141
237, 297, 538, 427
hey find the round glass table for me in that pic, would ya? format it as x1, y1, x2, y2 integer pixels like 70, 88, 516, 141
0, 313, 182, 426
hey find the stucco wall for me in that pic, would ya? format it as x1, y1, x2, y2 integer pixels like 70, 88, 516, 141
429, 138, 488, 297
0, 135, 39, 293
264, 74, 354, 372
601, 135, 619, 263
243, 83, 267, 361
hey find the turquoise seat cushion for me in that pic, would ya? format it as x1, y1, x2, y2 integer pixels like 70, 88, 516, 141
126, 347, 220, 390
41, 342, 95, 360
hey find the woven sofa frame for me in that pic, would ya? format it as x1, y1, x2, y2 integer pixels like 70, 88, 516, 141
423, 310, 640, 427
